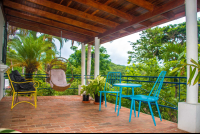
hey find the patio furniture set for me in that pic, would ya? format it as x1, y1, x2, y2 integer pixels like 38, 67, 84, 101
6, 59, 166, 126
99, 71, 166, 126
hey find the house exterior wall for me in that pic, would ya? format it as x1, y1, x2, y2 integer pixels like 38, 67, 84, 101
0, 6, 5, 100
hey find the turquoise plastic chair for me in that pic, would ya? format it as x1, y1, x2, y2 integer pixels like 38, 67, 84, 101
99, 72, 121, 112
129, 71, 167, 126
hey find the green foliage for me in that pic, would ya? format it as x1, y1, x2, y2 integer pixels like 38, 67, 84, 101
98, 47, 111, 75
128, 22, 188, 65
83, 75, 106, 98
68, 45, 111, 76
171, 58, 200, 86
7, 32, 57, 78
106, 62, 127, 75
126, 58, 162, 77
80, 85, 90, 95
5, 89, 12, 96
128, 27, 165, 63
37, 80, 55, 96
124, 21, 200, 123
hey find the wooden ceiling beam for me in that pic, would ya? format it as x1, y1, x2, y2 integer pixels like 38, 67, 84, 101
56, 0, 64, 14
151, 12, 185, 28
8, 21, 86, 42
104, 0, 113, 5
90, 30, 140, 44
84, 7, 91, 13
67, 1, 72, 7
60, 0, 64, 4
123, 27, 135, 33
3, 0, 106, 33
161, 11, 175, 19
6, 16, 89, 41
119, 29, 128, 33
90, 0, 113, 20
73, 0, 134, 21
140, 20, 152, 27
85, 0, 185, 43
99, 26, 146, 44
99, 11, 186, 44
26, 0, 118, 28
5, 8, 98, 37
126, 0, 155, 12
91, 10, 99, 16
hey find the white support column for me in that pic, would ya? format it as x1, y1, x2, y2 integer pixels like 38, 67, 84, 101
81, 43, 85, 86
186, 0, 198, 104
78, 43, 85, 95
87, 44, 92, 85
178, 0, 200, 133
94, 37, 100, 79
0, 5, 5, 100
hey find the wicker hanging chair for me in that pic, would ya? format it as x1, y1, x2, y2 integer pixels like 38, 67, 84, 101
48, 57, 74, 91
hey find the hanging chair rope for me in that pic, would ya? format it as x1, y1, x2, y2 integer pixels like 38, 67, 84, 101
60, 31, 62, 57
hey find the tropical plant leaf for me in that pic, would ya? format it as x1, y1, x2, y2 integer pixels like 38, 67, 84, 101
190, 59, 200, 68
193, 72, 200, 85
178, 51, 185, 61
187, 66, 197, 85
170, 63, 187, 74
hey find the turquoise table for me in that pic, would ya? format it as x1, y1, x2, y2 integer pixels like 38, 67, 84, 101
113, 83, 142, 116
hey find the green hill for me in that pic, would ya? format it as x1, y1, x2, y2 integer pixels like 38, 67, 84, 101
106, 62, 127, 75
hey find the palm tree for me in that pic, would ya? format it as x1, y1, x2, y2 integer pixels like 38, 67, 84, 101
7, 25, 31, 72
7, 33, 57, 79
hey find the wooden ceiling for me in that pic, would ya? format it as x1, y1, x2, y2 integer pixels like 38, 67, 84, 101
2, 0, 200, 45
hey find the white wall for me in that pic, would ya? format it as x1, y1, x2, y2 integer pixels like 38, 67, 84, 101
0, 6, 5, 100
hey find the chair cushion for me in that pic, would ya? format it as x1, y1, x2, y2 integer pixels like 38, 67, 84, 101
49, 69, 70, 88
12, 70, 21, 76
9, 70, 35, 92
9, 73, 20, 92
18, 82, 35, 92
130, 95, 159, 102
12, 70, 26, 82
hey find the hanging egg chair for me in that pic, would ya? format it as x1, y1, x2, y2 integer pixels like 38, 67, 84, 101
48, 57, 74, 91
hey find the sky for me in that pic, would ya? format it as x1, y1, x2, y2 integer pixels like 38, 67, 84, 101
54, 12, 200, 66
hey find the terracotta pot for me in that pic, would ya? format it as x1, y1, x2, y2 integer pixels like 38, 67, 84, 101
94, 102, 103, 105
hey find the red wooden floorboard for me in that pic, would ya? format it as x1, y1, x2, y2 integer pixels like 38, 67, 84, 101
0, 96, 188, 133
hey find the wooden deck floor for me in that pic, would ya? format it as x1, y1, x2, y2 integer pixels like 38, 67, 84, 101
0, 96, 187, 133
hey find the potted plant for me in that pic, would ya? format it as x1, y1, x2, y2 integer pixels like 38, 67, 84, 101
87, 75, 106, 105
80, 85, 90, 103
